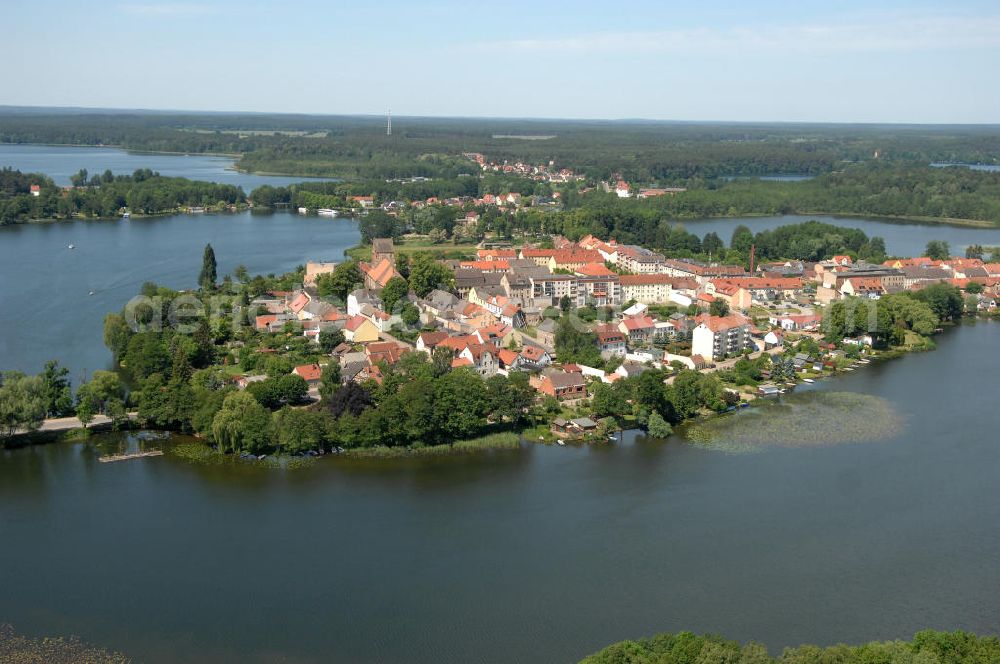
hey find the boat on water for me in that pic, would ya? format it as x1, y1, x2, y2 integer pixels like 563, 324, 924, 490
802, 378, 815, 383
556, 440, 566, 446
317, 208, 338, 217
68, 244, 75, 249
88, 290, 95, 296
122, 211, 130, 219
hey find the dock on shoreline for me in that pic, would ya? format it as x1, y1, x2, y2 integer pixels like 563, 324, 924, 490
98, 450, 164, 463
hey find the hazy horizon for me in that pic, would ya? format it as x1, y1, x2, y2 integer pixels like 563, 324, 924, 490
2, 1, 999, 125
3, 105, 1000, 129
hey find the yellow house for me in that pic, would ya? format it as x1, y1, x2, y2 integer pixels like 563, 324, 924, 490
344, 314, 379, 343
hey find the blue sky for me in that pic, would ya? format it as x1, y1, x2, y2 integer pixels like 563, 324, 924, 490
3, 0, 999, 123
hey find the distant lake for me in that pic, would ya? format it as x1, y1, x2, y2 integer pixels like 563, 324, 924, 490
668, 214, 1000, 258
930, 162, 1000, 172
0, 143, 335, 190
721, 174, 815, 181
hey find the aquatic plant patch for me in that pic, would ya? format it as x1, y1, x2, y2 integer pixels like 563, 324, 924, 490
683, 391, 904, 453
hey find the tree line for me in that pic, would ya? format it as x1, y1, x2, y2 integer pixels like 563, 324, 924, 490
0, 167, 245, 224
5, 110, 1000, 183
580, 630, 1000, 664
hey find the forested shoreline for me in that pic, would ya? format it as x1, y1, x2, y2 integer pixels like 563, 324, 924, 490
0, 167, 245, 224
3, 111, 1000, 180
3, 109, 1000, 226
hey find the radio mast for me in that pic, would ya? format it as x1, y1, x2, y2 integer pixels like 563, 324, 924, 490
386, 107, 392, 136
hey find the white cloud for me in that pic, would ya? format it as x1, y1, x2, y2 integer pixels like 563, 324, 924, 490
119, 3, 219, 16
479, 14, 1000, 56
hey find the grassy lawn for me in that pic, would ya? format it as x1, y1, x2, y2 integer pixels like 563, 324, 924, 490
347, 237, 481, 262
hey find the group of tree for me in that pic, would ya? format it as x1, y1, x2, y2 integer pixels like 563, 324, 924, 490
590, 367, 735, 429
87, 258, 533, 455
6, 109, 1000, 182
324, 353, 537, 450
0, 360, 92, 444
0, 167, 246, 224
823, 284, 964, 346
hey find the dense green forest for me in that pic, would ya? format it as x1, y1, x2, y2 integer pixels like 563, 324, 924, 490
0, 167, 245, 223
3, 110, 1000, 226
3, 109, 1000, 182
580, 630, 1000, 664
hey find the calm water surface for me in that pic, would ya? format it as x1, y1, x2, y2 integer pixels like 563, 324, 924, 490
672, 214, 1000, 258
0, 211, 359, 377
0, 322, 997, 662
0, 143, 334, 190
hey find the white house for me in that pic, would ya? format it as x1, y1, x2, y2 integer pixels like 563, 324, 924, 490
691, 314, 753, 361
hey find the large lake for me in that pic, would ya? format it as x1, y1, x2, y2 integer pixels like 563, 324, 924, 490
1, 143, 999, 662
0, 321, 998, 663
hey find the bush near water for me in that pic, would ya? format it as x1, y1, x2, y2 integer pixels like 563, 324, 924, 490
581, 630, 1000, 664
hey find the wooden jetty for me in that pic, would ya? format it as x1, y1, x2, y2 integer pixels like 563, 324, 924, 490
98, 450, 164, 463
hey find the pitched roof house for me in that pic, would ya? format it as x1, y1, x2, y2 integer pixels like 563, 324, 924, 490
343, 314, 380, 343
531, 370, 588, 400
292, 363, 323, 384
359, 258, 402, 291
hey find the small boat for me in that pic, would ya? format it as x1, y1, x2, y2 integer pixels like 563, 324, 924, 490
317, 208, 338, 218
556, 440, 566, 446
802, 378, 815, 383
88, 290, 95, 296
843, 367, 855, 371
122, 211, 130, 219
68, 244, 75, 249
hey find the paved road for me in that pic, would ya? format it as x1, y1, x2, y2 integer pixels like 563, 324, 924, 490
36, 414, 115, 431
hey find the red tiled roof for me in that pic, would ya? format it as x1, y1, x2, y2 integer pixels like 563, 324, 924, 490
345, 314, 371, 332
575, 262, 615, 277
498, 349, 519, 366
292, 363, 322, 381
360, 258, 402, 288
417, 331, 450, 348
520, 345, 547, 361
550, 249, 602, 265
366, 341, 409, 365
438, 335, 476, 353
695, 313, 750, 332
595, 324, 624, 343
477, 249, 517, 260
288, 292, 310, 313
621, 315, 655, 330
712, 277, 803, 290
255, 314, 277, 330
460, 260, 509, 271
520, 248, 557, 258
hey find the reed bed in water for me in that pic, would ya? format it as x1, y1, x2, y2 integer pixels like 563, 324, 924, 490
343, 432, 521, 458
684, 391, 904, 453
0, 624, 130, 664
